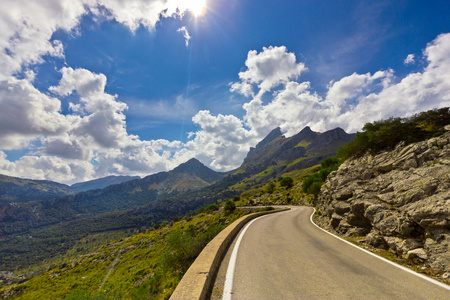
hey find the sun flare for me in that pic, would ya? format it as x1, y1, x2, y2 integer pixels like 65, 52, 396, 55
187, 0, 207, 17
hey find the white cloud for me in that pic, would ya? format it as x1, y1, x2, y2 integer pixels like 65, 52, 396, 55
0, 78, 72, 150
231, 46, 307, 97
0, 151, 94, 184
126, 94, 198, 121
0, 1, 450, 184
229, 82, 254, 98
187, 110, 257, 170
0, 0, 86, 79
234, 34, 450, 137
404, 54, 415, 65
177, 26, 191, 47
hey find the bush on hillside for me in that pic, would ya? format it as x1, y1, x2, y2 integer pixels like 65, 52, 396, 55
280, 177, 294, 189
302, 156, 342, 197
338, 107, 450, 159
205, 203, 219, 212
223, 200, 236, 216
266, 182, 276, 194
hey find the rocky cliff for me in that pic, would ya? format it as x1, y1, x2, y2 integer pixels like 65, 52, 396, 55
314, 127, 450, 280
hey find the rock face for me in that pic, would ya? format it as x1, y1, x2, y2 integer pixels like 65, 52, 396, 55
314, 130, 450, 275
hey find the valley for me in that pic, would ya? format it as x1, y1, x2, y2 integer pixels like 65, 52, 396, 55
1, 107, 449, 299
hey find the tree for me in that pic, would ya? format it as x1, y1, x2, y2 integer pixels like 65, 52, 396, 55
280, 177, 294, 189
267, 182, 276, 194
223, 200, 236, 216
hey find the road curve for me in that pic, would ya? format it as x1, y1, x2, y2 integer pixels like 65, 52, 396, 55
214, 207, 449, 300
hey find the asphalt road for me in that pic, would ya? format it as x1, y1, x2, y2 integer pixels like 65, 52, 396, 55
212, 207, 450, 300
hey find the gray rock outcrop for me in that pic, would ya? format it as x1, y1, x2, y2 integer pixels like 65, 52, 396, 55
314, 130, 450, 276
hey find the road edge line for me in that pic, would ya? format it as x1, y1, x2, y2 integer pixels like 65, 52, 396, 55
222, 215, 268, 300
309, 208, 450, 291
170, 207, 290, 300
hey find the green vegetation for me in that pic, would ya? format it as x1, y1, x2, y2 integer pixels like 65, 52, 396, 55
223, 200, 236, 216
338, 107, 450, 159
301, 107, 450, 198
0, 174, 73, 204
205, 203, 219, 212
280, 177, 294, 189
302, 157, 341, 197
0, 115, 361, 298
0, 208, 247, 300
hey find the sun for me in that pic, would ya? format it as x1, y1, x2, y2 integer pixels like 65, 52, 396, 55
187, 0, 207, 17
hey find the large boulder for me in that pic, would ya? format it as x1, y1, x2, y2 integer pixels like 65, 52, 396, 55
314, 131, 450, 276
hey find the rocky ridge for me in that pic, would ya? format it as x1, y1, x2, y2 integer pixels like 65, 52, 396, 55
314, 127, 450, 279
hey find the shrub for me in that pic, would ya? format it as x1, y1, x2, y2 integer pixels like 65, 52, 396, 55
267, 182, 276, 194
205, 204, 219, 212
307, 182, 322, 197
223, 200, 236, 216
302, 155, 341, 197
338, 107, 450, 159
280, 177, 294, 189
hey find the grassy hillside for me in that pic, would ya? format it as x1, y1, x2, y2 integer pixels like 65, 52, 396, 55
0, 207, 248, 299
0, 126, 354, 284
0, 175, 73, 205
0, 159, 226, 238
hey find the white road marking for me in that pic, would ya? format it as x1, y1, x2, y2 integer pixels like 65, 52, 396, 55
222, 214, 270, 300
309, 208, 450, 291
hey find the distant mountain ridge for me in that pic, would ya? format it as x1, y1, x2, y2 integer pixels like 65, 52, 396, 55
0, 158, 227, 237
0, 174, 74, 205
0, 126, 355, 233
0, 127, 355, 271
71, 175, 140, 193
241, 126, 355, 176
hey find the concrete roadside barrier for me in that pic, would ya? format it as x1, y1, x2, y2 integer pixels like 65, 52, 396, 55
170, 207, 290, 300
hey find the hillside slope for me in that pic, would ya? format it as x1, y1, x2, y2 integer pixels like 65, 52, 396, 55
0, 207, 248, 299
234, 126, 355, 190
0, 158, 225, 236
0, 175, 73, 205
0, 126, 355, 272
70, 175, 140, 193
313, 127, 450, 280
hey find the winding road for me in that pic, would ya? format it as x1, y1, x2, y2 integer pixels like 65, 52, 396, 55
212, 207, 450, 300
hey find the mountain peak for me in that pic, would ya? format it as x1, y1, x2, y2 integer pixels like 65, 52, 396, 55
299, 126, 313, 133
245, 127, 283, 160
171, 158, 224, 183
305, 127, 355, 154
173, 158, 204, 172
255, 127, 283, 149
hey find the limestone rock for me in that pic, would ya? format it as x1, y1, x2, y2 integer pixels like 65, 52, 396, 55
314, 131, 450, 273
406, 248, 428, 263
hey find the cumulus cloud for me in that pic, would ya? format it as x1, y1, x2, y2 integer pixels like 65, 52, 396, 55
0, 0, 85, 79
0, 151, 94, 184
0, 0, 211, 183
199, 34, 450, 168
0, 0, 206, 79
187, 111, 257, 170
177, 26, 191, 47
1, 0, 450, 184
0, 78, 72, 149
232, 34, 450, 137
404, 54, 415, 65
231, 46, 307, 97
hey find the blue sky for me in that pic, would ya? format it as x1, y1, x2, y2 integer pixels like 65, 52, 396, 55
0, 0, 450, 184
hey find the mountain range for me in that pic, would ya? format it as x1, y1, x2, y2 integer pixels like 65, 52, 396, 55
70, 175, 141, 193
0, 175, 143, 205
0, 126, 355, 271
